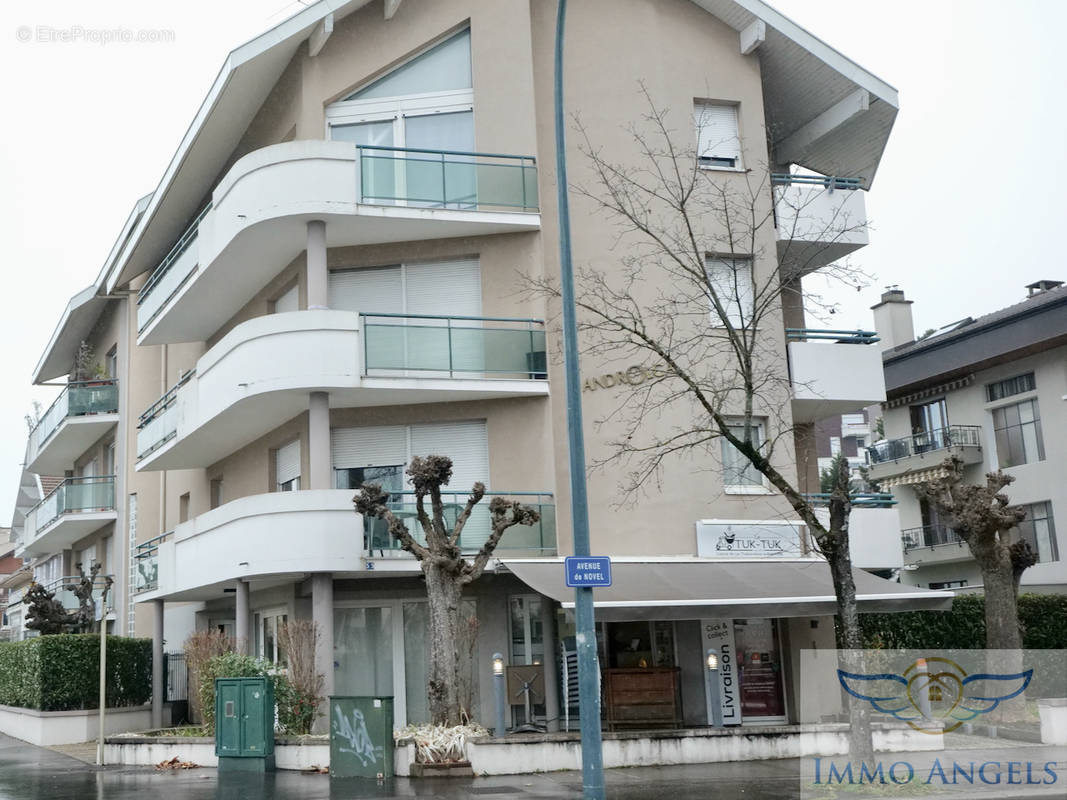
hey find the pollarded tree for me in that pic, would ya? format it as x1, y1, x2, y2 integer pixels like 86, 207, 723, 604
354, 455, 540, 727
913, 456, 1035, 650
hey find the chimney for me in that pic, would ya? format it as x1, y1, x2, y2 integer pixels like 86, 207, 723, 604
1026, 279, 1063, 298
871, 286, 914, 352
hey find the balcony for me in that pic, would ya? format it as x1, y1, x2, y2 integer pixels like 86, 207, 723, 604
136, 311, 548, 472
902, 524, 970, 566
19, 477, 117, 558
133, 531, 171, 594
364, 491, 555, 558
808, 494, 902, 570
773, 174, 869, 276
866, 425, 983, 485
787, 329, 885, 423
137, 141, 541, 345
34, 576, 109, 616
25, 380, 119, 474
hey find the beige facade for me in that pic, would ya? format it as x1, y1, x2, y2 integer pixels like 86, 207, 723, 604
10, 0, 932, 733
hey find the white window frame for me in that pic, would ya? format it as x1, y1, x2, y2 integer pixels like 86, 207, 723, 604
706, 256, 754, 329
694, 100, 743, 172
721, 420, 772, 495
255, 606, 289, 665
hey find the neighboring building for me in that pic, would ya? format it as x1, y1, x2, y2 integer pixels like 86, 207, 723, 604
814, 410, 874, 481
9, 0, 942, 735
867, 282, 1067, 593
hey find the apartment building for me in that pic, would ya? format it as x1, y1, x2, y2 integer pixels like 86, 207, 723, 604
867, 283, 1067, 593
10, 0, 944, 733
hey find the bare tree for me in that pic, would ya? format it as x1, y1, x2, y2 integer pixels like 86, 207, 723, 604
25, 562, 111, 634
913, 456, 1035, 649
355, 455, 540, 727
527, 91, 875, 755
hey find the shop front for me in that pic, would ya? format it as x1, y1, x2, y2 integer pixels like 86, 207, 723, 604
504, 552, 951, 730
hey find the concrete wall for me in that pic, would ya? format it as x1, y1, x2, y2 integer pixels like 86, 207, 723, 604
0, 703, 153, 746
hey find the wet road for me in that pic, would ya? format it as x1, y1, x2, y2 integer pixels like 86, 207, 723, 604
0, 733, 800, 799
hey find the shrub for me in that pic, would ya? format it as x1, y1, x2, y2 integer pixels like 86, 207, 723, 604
197, 652, 274, 734
276, 621, 324, 735
183, 630, 235, 723
861, 592, 1067, 650
0, 635, 151, 711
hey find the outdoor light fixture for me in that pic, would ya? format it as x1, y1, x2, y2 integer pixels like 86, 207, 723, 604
492, 653, 506, 737
706, 649, 719, 671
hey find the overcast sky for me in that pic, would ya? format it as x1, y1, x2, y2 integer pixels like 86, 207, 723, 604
1, 0, 1064, 520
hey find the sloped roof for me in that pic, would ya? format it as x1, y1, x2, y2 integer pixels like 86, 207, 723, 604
103, 0, 898, 293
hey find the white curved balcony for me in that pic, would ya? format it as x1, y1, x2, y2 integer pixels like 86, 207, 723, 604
140, 490, 367, 602
137, 140, 541, 345
136, 310, 548, 472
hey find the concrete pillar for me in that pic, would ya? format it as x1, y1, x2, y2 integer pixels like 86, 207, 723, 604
308, 391, 331, 490
312, 573, 334, 734
151, 599, 165, 729
306, 220, 328, 310
235, 580, 250, 655
540, 598, 561, 732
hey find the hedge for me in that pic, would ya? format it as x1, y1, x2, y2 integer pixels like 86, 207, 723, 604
861, 593, 1067, 650
0, 635, 152, 711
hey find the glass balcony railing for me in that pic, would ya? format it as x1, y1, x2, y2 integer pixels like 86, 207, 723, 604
25, 476, 116, 539
357, 146, 538, 212
901, 524, 963, 552
361, 314, 547, 379
363, 491, 555, 556
30, 380, 118, 450
137, 204, 212, 332
36, 576, 108, 616
137, 369, 196, 459
867, 425, 981, 465
133, 531, 172, 593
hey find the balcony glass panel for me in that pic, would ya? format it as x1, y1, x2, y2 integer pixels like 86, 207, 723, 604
358, 146, 538, 211
363, 492, 555, 556
31, 380, 118, 448
134, 532, 171, 593
28, 476, 116, 534
362, 315, 547, 378
136, 205, 211, 332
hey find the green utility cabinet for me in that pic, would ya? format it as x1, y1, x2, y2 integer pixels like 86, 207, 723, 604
215, 677, 275, 772
329, 696, 394, 778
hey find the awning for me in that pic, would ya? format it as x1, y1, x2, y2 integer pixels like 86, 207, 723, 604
501, 558, 951, 621
879, 466, 951, 488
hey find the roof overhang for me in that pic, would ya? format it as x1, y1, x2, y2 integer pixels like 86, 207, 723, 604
32, 285, 111, 384
105, 0, 375, 293
502, 557, 950, 621
693, 0, 899, 184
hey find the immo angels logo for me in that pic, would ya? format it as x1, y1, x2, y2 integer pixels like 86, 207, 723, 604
838, 657, 1032, 734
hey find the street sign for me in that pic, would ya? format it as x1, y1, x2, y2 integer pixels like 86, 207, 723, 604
565, 556, 612, 587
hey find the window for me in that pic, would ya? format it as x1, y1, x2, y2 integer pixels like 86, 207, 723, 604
209, 478, 224, 510
257, 610, 288, 665
106, 346, 118, 379
992, 399, 1044, 467
721, 422, 766, 492
705, 257, 753, 328
929, 579, 967, 590
275, 439, 301, 492
179, 492, 190, 523
987, 372, 1035, 402
694, 101, 741, 169
272, 283, 299, 314
327, 30, 474, 207
1016, 502, 1058, 563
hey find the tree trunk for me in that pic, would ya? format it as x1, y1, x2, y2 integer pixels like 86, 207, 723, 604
978, 548, 1023, 651
425, 562, 464, 726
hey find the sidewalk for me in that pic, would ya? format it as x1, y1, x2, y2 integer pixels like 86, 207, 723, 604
0, 731, 1062, 799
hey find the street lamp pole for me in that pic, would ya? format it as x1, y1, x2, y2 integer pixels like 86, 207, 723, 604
553, 1, 605, 797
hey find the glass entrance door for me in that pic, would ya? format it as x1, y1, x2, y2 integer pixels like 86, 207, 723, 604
733, 619, 786, 722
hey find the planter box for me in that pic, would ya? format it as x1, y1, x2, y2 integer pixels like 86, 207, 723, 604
0, 703, 155, 746
105, 734, 330, 770
1038, 699, 1067, 745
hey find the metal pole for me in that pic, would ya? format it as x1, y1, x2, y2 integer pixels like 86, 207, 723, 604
554, 2, 604, 797
97, 588, 108, 765
492, 653, 506, 737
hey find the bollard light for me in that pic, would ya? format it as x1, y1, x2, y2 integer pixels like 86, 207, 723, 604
492, 652, 507, 737
706, 649, 719, 671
